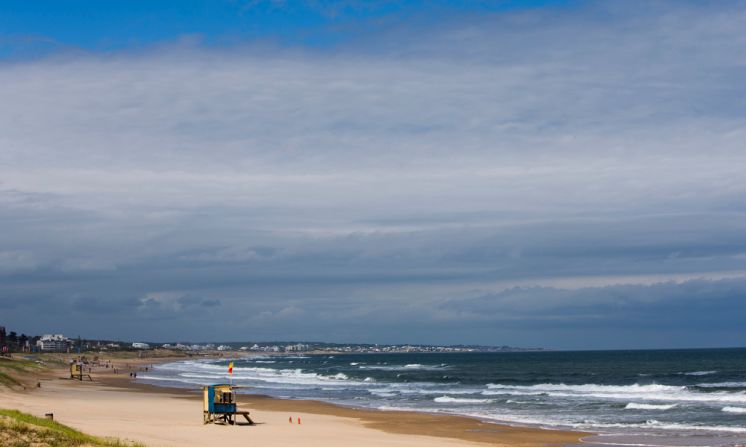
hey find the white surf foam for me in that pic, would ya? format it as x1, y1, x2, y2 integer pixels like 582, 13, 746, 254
625, 403, 677, 410
722, 406, 746, 413
484, 383, 746, 404
359, 364, 446, 371
576, 420, 746, 434
486, 383, 680, 393
434, 396, 493, 404
370, 390, 397, 397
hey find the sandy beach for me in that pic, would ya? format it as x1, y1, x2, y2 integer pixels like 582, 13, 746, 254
0, 354, 588, 447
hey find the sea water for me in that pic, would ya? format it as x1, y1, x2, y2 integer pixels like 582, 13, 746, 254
139, 348, 746, 446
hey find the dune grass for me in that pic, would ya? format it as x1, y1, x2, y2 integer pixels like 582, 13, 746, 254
0, 357, 43, 370
0, 356, 47, 389
0, 409, 146, 447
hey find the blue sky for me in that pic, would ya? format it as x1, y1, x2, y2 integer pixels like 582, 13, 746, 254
1, 1, 745, 349
0, 0, 573, 57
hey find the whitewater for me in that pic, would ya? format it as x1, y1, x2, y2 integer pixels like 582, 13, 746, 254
138, 349, 746, 447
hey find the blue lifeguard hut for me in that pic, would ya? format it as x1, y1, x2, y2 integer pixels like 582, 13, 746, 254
202, 384, 253, 425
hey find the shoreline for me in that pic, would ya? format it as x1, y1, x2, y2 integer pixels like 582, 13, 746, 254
106, 354, 592, 445
2, 352, 590, 446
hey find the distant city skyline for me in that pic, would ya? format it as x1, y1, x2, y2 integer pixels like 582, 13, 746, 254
1, 0, 745, 349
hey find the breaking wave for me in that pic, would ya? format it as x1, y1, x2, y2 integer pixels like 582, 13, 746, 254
139, 351, 746, 445
434, 396, 493, 404
358, 363, 447, 371
483, 383, 746, 404
624, 403, 677, 410
574, 420, 746, 434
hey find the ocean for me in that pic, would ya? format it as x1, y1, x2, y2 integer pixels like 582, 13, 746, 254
138, 348, 746, 446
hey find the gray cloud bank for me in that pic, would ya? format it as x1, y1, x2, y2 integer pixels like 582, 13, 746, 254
1, 1, 745, 348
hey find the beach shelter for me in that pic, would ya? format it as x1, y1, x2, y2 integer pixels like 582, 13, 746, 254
70, 362, 83, 380
202, 384, 253, 425
69, 361, 91, 381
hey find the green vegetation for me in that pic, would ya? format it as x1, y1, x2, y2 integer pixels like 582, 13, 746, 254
0, 357, 46, 372
0, 356, 47, 389
0, 409, 146, 447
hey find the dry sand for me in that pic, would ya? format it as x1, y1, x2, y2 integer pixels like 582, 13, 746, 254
0, 355, 588, 447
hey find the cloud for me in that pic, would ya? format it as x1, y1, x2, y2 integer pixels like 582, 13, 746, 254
0, 250, 40, 273
0, 1, 745, 347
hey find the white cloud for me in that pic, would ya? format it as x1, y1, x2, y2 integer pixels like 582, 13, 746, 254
1, 1, 745, 345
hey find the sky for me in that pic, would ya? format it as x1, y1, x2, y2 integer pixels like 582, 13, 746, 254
1, 0, 745, 349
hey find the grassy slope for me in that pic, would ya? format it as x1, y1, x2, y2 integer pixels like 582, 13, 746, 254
0, 356, 55, 388
0, 356, 50, 389
0, 357, 146, 445
0, 409, 146, 447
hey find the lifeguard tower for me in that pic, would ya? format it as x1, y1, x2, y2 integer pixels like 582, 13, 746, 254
69, 362, 92, 381
202, 384, 253, 425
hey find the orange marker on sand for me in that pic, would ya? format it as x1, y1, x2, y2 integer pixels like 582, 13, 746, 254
298, 417, 302, 425
289, 416, 292, 423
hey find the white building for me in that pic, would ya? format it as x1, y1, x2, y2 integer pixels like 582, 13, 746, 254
37, 334, 70, 352
132, 342, 150, 350
285, 343, 309, 352
216, 345, 231, 351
